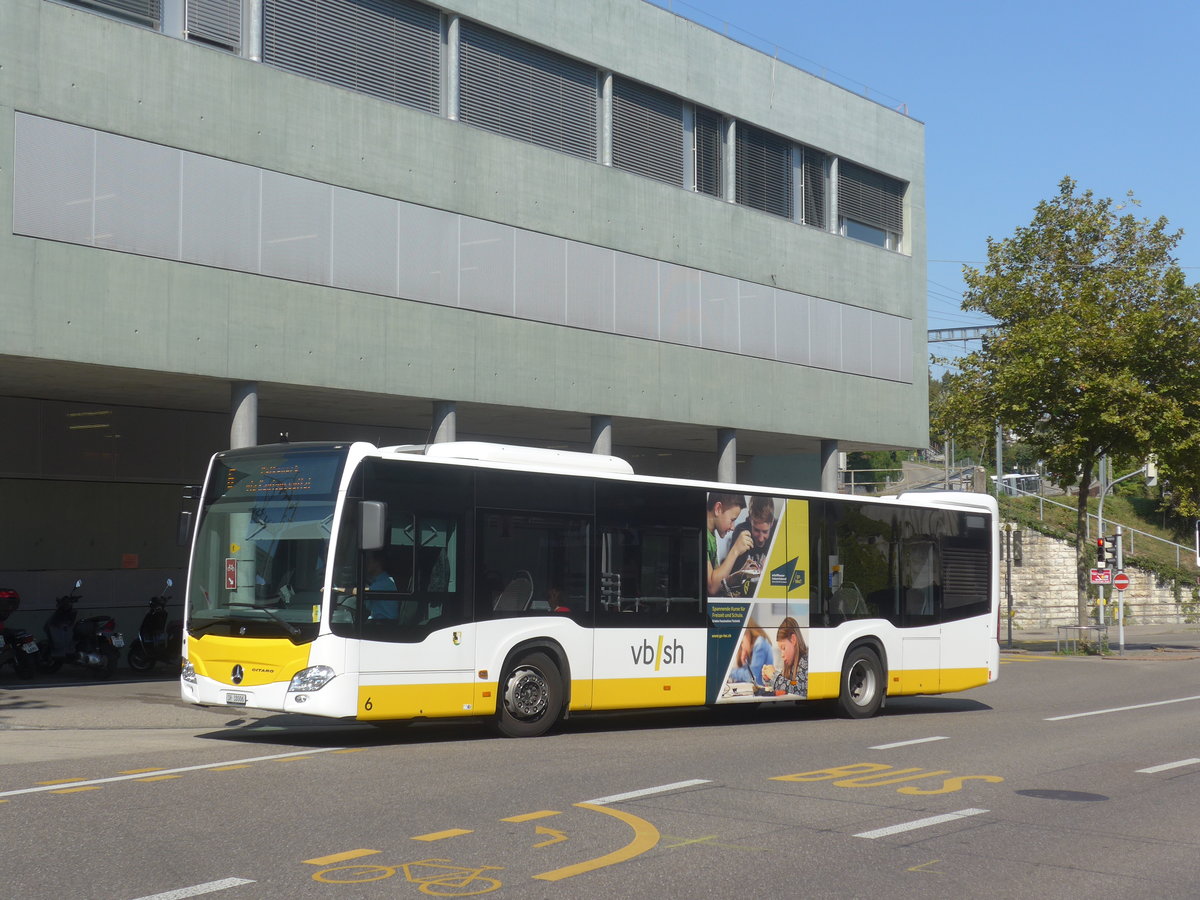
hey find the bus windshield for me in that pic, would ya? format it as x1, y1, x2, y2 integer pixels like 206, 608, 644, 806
187, 446, 347, 642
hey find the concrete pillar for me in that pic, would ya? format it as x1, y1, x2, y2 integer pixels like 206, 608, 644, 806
591, 415, 612, 456
820, 440, 839, 493
431, 401, 457, 443
230, 381, 258, 449
717, 428, 737, 483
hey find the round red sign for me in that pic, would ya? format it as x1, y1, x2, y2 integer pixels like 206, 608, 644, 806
1113, 572, 1131, 591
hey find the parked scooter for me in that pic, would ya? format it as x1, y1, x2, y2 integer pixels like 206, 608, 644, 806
127, 579, 181, 673
0, 587, 39, 679
38, 580, 124, 679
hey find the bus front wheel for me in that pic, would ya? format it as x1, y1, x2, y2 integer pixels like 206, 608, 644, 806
496, 651, 562, 738
837, 646, 884, 719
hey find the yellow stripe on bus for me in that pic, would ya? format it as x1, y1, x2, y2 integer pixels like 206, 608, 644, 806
590, 676, 707, 709
188, 634, 311, 686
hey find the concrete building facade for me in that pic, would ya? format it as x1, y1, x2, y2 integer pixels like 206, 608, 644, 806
1, 0, 926, 629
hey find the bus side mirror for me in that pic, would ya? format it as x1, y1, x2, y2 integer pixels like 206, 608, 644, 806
177, 510, 193, 547
360, 501, 386, 551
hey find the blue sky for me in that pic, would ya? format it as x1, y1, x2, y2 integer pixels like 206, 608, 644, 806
649, 0, 1200, 370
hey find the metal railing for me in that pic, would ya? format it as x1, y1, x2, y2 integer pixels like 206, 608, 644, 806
1002, 485, 1195, 570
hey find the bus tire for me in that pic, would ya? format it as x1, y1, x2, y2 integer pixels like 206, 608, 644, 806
837, 646, 884, 719
496, 651, 562, 738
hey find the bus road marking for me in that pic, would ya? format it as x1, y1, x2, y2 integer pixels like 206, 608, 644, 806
412, 828, 474, 842
128, 877, 255, 899
870, 736, 949, 750
583, 779, 711, 805
0, 748, 346, 799
1136, 758, 1200, 774
854, 808, 989, 839
1045, 694, 1200, 721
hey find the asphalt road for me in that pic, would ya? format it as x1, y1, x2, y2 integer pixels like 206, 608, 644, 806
2, 650, 1199, 899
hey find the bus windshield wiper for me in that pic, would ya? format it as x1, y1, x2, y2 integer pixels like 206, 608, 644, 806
254, 604, 301, 638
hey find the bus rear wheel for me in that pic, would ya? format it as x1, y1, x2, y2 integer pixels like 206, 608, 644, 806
496, 652, 562, 738
837, 646, 884, 719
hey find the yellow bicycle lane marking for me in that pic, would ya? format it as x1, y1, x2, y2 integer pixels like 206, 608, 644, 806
532, 802, 659, 883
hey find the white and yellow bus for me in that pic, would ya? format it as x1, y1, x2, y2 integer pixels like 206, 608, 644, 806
181, 441, 998, 736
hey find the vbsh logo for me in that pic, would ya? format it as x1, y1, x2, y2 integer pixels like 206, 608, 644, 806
630, 635, 684, 671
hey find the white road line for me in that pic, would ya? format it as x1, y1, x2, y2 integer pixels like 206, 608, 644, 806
870, 736, 949, 750
584, 779, 712, 806
1136, 758, 1200, 774
1045, 694, 1200, 721
854, 808, 989, 839
0, 748, 346, 799
129, 877, 255, 899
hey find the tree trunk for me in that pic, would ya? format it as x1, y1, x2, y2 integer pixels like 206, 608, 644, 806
1075, 460, 1094, 626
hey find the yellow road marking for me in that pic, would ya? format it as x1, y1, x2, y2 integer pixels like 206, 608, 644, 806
501, 810, 561, 823
412, 829, 473, 842
305, 849, 382, 866
52, 786, 102, 794
660, 834, 767, 851
211, 765, 251, 771
533, 802, 659, 882
119, 768, 164, 775
137, 775, 183, 782
332, 748, 367, 754
533, 826, 568, 848
908, 859, 944, 873
272, 756, 311, 763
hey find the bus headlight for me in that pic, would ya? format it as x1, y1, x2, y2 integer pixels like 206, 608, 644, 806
181, 661, 197, 684
288, 665, 335, 693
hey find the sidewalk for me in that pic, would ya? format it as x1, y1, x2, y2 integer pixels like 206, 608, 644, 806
1001, 623, 1200, 658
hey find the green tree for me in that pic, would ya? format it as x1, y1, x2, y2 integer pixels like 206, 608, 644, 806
934, 177, 1200, 624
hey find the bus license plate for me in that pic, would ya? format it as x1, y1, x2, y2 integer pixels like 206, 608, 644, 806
225, 692, 248, 706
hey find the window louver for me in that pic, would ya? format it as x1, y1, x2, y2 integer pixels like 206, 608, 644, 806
802, 146, 827, 228
263, 0, 441, 114
611, 77, 683, 186
187, 0, 240, 52
693, 106, 722, 197
65, 0, 161, 27
458, 22, 598, 161
735, 123, 792, 218
942, 546, 990, 610
839, 160, 904, 236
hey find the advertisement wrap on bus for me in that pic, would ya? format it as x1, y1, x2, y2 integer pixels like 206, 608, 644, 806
180, 441, 999, 736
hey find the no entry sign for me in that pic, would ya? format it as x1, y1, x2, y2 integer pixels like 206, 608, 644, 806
1113, 572, 1131, 592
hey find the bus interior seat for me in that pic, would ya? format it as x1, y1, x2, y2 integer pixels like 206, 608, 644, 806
494, 571, 534, 611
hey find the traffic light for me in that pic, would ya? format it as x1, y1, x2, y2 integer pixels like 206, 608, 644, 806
1096, 536, 1115, 567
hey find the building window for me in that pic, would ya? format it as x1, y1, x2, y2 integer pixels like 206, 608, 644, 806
59, 0, 162, 28
611, 77, 684, 187
693, 106, 722, 197
800, 146, 827, 229
735, 123, 792, 219
262, 0, 441, 114
186, 0, 241, 53
458, 22, 598, 161
838, 160, 904, 250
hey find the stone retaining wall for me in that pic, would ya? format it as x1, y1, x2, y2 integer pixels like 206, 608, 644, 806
1004, 525, 1199, 627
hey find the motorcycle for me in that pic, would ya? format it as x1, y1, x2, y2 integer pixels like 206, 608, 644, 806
38, 580, 124, 680
127, 578, 181, 673
0, 587, 39, 679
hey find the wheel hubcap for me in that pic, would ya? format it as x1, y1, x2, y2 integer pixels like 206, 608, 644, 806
848, 661, 875, 705
505, 667, 548, 719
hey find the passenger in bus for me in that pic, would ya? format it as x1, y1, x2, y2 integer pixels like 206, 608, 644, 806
706, 492, 750, 596
767, 617, 808, 697
728, 619, 774, 686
